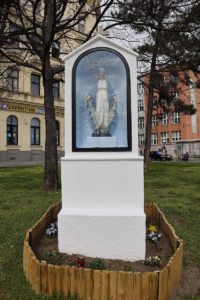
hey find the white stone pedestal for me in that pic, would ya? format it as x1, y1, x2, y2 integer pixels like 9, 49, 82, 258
58, 155, 146, 261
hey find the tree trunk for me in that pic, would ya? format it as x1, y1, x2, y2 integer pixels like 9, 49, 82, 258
43, 58, 59, 191
144, 52, 157, 172
144, 88, 154, 172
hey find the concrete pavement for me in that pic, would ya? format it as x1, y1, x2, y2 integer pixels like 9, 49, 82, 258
0, 161, 61, 168
0, 161, 45, 168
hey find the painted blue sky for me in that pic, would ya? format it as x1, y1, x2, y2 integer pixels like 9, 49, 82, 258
76, 50, 127, 100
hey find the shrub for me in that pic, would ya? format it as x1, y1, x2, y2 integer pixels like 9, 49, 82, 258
143, 255, 163, 268
41, 250, 62, 265
45, 222, 58, 238
88, 259, 105, 270
69, 258, 78, 267
123, 264, 134, 272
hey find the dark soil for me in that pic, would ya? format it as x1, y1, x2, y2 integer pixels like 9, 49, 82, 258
171, 266, 200, 300
32, 216, 174, 273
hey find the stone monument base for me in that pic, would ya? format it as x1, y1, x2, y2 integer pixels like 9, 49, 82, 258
58, 156, 146, 261
58, 209, 145, 261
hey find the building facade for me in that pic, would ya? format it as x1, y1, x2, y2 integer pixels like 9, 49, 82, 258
137, 71, 200, 157
0, 72, 65, 162
0, 1, 100, 162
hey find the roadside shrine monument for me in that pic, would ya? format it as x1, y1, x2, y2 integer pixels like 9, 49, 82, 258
58, 28, 146, 261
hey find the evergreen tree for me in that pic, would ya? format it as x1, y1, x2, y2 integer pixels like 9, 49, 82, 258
106, 0, 196, 171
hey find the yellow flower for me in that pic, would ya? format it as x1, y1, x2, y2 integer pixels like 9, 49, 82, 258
148, 225, 157, 232
160, 261, 162, 264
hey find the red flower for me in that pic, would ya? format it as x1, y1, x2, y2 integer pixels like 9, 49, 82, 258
159, 248, 163, 251
129, 265, 132, 268
151, 262, 153, 265
124, 264, 128, 268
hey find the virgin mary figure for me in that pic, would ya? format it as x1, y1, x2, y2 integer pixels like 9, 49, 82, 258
85, 68, 118, 137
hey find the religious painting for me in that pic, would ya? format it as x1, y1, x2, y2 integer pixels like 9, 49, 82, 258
72, 48, 131, 151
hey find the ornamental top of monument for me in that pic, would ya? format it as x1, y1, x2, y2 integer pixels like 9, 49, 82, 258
94, 26, 109, 37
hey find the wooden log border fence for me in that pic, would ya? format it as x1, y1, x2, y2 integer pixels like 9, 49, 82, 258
23, 201, 183, 300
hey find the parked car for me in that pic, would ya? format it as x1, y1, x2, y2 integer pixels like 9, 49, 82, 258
150, 151, 173, 161
150, 151, 162, 161
165, 154, 174, 161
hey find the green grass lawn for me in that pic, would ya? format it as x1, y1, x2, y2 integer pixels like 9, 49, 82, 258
145, 162, 200, 270
0, 163, 200, 299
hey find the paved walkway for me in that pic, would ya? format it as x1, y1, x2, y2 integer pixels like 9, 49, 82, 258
0, 161, 62, 168
0, 161, 45, 168
151, 158, 200, 163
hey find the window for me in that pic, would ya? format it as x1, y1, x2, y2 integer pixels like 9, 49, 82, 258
161, 132, 169, 144
56, 121, 60, 146
7, 116, 18, 145
9, 25, 19, 47
172, 92, 179, 104
152, 115, 158, 127
172, 131, 181, 141
138, 99, 144, 111
78, 20, 85, 33
173, 92, 179, 98
171, 112, 180, 124
170, 74, 179, 84
31, 74, 40, 95
138, 117, 144, 129
163, 75, 167, 84
151, 133, 158, 145
52, 42, 60, 59
31, 35, 41, 51
161, 113, 168, 126
153, 96, 157, 108
160, 99, 167, 106
53, 80, 59, 99
31, 118, 40, 145
32, 0, 41, 15
138, 134, 145, 146
177, 144, 182, 154
137, 83, 143, 95
7, 69, 19, 92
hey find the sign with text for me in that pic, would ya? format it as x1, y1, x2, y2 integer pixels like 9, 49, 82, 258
0, 103, 64, 117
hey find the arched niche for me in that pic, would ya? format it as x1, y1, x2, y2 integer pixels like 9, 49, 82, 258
72, 47, 132, 152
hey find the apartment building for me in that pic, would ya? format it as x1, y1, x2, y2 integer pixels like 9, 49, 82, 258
137, 71, 200, 157
0, 0, 100, 162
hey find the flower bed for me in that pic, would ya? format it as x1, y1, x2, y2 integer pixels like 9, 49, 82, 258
33, 215, 173, 273
23, 201, 183, 299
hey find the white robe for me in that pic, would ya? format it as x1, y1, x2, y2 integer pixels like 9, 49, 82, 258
96, 79, 109, 127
